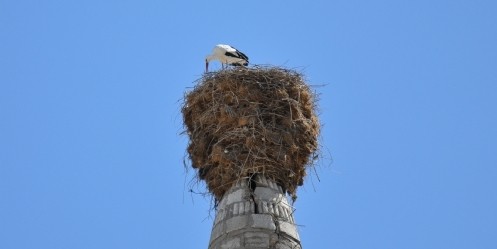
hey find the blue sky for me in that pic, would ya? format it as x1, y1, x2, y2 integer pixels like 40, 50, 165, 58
1, 0, 496, 248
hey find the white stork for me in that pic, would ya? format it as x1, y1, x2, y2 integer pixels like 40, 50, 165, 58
205, 44, 249, 72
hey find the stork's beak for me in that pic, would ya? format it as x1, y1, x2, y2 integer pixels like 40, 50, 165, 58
205, 60, 209, 73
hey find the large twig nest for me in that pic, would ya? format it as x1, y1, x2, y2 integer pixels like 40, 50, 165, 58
182, 66, 320, 199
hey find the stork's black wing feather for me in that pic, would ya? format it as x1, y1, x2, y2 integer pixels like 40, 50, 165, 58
235, 51, 249, 61
224, 47, 249, 62
224, 51, 239, 58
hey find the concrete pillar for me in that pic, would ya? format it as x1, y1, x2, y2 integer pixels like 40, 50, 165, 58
208, 174, 301, 249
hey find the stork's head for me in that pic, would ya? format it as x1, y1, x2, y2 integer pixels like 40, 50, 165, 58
205, 54, 216, 73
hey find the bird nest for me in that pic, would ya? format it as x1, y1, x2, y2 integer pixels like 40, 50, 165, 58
182, 66, 320, 200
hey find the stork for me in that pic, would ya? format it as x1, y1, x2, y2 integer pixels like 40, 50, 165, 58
205, 44, 249, 72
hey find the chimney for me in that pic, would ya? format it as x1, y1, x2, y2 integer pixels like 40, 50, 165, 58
208, 174, 301, 248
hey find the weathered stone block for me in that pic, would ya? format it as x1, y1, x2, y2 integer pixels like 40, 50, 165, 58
244, 231, 270, 248
279, 221, 300, 240
251, 214, 276, 230
260, 201, 269, 213
210, 222, 225, 242
214, 208, 224, 225
233, 202, 240, 216
270, 203, 277, 216
254, 186, 279, 201
244, 201, 252, 215
278, 206, 288, 220
268, 202, 275, 214
275, 241, 301, 249
238, 202, 245, 215
220, 236, 241, 249
226, 189, 247, 205
225, 215, 248, 233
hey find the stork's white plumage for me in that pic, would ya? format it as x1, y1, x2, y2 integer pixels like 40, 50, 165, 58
205, 44, 249, 72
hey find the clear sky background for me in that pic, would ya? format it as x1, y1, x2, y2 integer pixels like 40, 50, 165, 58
1, 1, 496, 248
